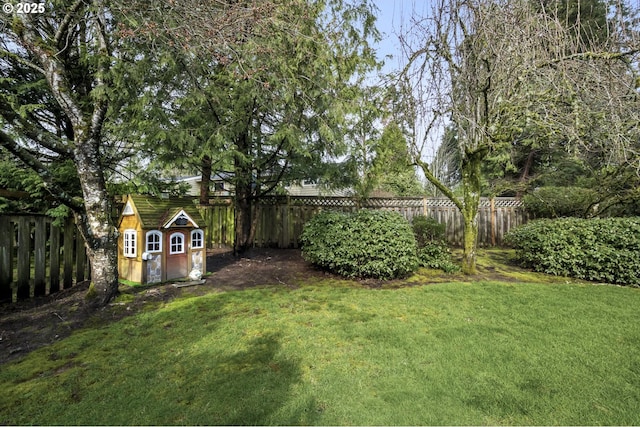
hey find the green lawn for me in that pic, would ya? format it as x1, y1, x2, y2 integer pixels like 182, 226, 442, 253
1, 252, 640, 425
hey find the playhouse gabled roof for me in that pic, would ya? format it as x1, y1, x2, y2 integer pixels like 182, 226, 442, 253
122, 194, 206, 229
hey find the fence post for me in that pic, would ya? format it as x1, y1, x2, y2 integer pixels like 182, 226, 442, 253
282, 195, 290, 248
0, 216, 12, 302
490, 197, 496, 246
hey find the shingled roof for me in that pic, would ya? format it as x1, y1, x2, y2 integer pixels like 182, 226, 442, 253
123, 194, 206, 229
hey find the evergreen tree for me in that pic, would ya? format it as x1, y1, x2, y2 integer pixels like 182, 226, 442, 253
373, 122, 423, 197
116, 0, 381, 253
1, 0, 348, 303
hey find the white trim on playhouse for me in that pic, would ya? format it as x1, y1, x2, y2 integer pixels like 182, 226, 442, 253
163, 209, 199, 229
122, 201, 134, 215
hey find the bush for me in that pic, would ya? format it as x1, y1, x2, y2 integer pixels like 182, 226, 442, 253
523, 186, 599, 218
300, 210, 419, 279
411, 215, 446, 246
504, 217, 640, 286
411, 215, 460, 273
416, 244, 460, 273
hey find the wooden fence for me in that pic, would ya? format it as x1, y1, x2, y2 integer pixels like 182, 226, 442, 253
0, 214, 89, 303
0, 196, 526, 303
199, 196, 529, 249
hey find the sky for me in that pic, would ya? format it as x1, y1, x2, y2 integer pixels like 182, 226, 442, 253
373, 0, 409, 73
372, 0, 431, 73
370, 1, 442, 163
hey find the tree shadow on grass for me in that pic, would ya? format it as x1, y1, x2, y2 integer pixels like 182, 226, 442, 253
132, 292, 323, 425
0, 290, 324, 426
177, 332, 321, 425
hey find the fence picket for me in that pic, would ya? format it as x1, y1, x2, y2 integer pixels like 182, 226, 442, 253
75, 237, 86, 283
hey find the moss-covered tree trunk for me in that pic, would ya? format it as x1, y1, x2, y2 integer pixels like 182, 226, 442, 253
416, 143, 487, 275
459, 146, 488, 275
461, 207, 479, 274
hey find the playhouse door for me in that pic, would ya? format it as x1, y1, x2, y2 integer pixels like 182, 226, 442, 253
166, 231, 188, 280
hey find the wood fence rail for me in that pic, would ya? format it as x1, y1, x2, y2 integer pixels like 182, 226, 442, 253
199, 196, 529, 249
0, 214, 89, 303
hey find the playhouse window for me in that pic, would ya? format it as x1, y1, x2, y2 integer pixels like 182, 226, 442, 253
123, 230, 137, 258
191, 229, 204, 249
169, 233, 185, 254
146, 231, 162, 253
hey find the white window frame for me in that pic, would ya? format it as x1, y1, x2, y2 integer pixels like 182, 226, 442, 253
191, 229, 204, 249
145, 230, 162, 253
123, 229, 137, 258
169, 232, 185, 254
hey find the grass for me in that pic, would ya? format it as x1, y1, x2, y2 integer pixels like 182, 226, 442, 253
2, 250, 640, 425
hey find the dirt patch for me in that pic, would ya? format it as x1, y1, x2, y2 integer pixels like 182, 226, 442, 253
0, 248, 326, 366
206, 248, 322, 290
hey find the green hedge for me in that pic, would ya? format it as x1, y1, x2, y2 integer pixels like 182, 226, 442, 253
505, 217, 640, 286
300, 210, 419, 279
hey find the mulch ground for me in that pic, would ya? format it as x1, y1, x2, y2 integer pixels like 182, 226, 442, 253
0, 248, 326, 366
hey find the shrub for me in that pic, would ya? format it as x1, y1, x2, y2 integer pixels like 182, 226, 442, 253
412, 215, 446, 246
504, 217, 640, 286
300, 210, 419, 279
522, 186, 599, 218
416, 244, 460, 273
411, 215, 460, 273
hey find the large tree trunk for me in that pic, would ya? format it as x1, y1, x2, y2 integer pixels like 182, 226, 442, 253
234, 181, 253, 254
12, 2, 120, 307
75, 212, 119, 307
459, 146, 487, 275
461, 208, 479, 275
74, 135, 120, 307
200, 155, 212, 205
233, 132, 254, 254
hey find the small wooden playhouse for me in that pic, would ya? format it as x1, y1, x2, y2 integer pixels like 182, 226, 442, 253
118, 194, 207, 284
